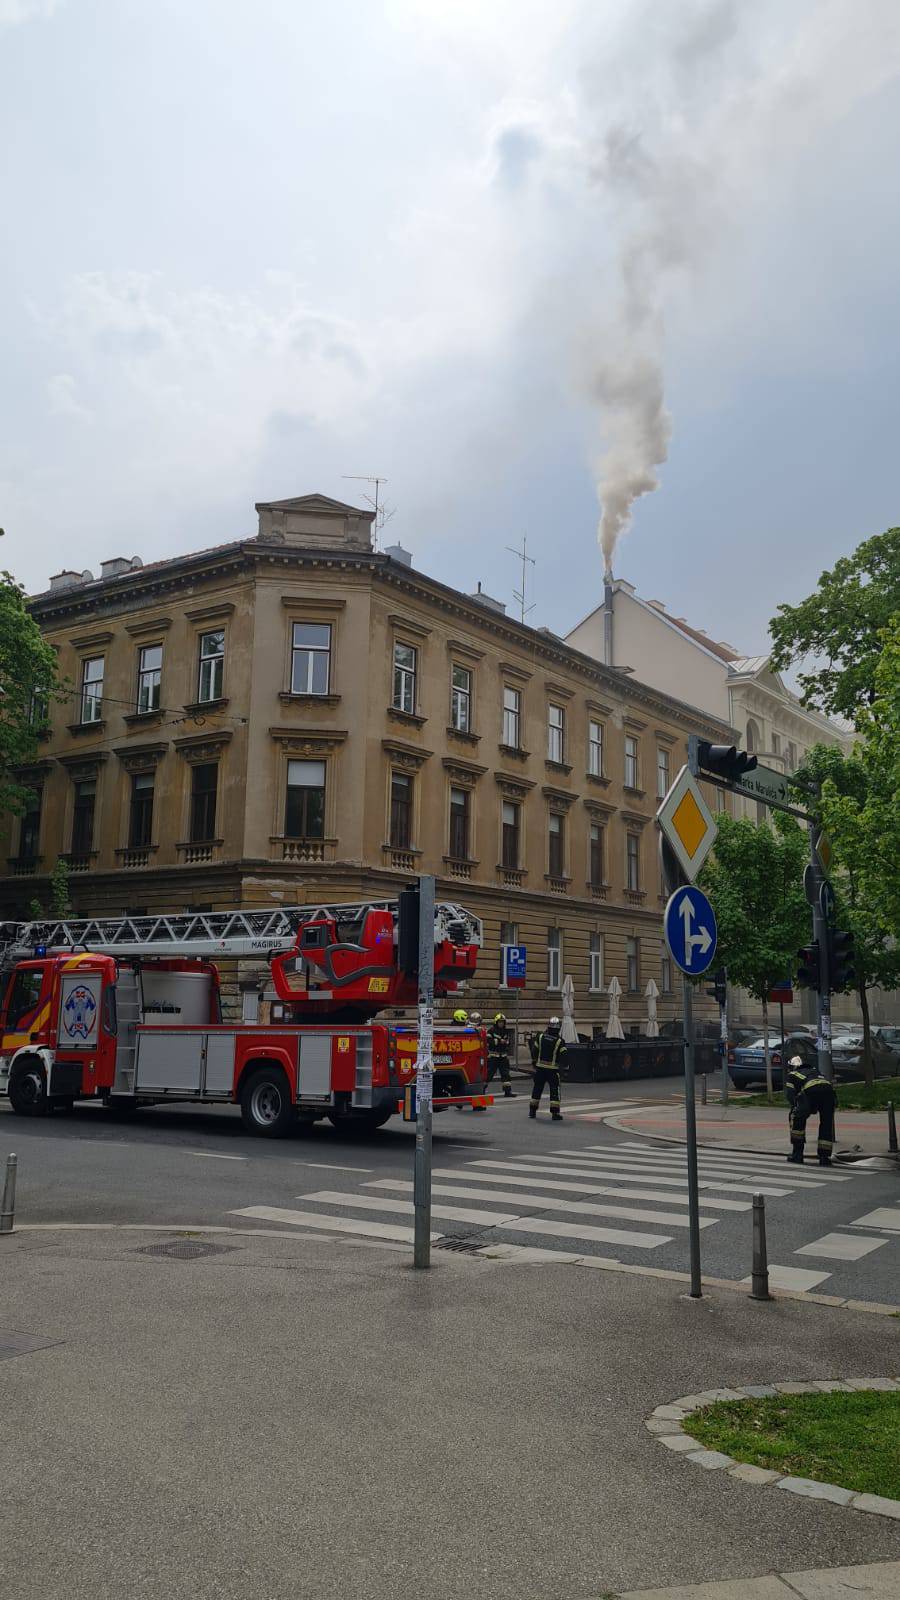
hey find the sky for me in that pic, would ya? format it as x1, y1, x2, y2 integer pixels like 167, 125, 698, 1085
2, 0, 899, 655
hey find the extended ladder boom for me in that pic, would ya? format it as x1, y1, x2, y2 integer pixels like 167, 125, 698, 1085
0, 901, 483, 968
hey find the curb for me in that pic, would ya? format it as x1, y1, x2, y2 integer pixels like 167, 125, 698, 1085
645, 1380, 900, 1521
604, 1105, 867, 1160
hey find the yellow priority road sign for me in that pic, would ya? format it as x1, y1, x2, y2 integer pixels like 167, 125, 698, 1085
656, 764, 718, 884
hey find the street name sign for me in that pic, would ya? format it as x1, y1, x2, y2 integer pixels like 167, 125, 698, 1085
656, 765, 718, 884
724, 761, 792, 808
664, 886, 718, 976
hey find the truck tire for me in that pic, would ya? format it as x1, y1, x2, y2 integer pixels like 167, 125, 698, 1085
240, 1066, 294, 1137
327, 1108, 393, 1134
8, 1057, 49, 1117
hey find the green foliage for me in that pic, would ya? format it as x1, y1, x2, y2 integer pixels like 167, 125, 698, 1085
698, 812, 809, 1001
26, 896, 45, 921
769, 526, 900, 719
734, 1078, 900, 1112
0, 568, 60, 815
689, 1391, 900, 1499
49, 857, 72, 918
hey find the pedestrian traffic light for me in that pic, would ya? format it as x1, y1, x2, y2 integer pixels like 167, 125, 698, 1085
705, 968, 727, 1007
397, 884, 420, 977
828, 928, 855, 993
692, 740, 758, 782
796, 941, 821, 989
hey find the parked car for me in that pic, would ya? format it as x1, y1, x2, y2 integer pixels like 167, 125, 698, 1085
831, 1033, 897, 1080
729, 1031, 817, 1090
873, 1026, 900, 1058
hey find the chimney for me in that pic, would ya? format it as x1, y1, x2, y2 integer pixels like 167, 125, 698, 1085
100, 556, 133, 580
49, 570, 83, 592
603, 576, 614, 667
469, 581, 506, 615
384, 542, 412, 568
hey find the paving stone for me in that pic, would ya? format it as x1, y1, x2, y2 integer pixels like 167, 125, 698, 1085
742, 1384, 778, 1398
686, 1448, 735, 1470
694, 1388, 745, 1404
812, 1380, 853, 1392
775, 1381, 822, 1393
652, 1404, 688, 1420
646, 1418, 686, 1434
669, 1394, 706, 1410
658, 1433, 699, 1452
727, 1462, 783, 1485
844, 1377, 897, 1391
784, 1559, 900, 1597
777, 1476, 854, 1506
842, 1299, 900, 1315
850, 1493, 900, 1521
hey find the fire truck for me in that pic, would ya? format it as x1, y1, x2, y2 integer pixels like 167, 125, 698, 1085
0, 901, 488, 1136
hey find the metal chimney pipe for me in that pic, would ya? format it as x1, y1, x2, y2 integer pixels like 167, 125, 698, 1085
603, 577, 614, 667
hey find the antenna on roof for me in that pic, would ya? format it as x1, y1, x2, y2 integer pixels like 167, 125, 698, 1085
506, 533, 536, 624
342, 474, 396, 551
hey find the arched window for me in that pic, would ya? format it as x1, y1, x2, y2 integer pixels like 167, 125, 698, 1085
746, 719, 759, 752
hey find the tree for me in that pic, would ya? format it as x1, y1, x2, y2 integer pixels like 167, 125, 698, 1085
49, 857, 72, 919
792, 739, 900, 1086
768, 527, 900, 720
699, 813, 810, 1100
0, 566, 60, 817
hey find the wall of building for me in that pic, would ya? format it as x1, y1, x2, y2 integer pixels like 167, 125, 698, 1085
566, 587, 731, 722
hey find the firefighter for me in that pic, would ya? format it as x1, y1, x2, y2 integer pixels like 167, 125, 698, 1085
452, 1008, 469, 1024
789, 1070, 838, 1166
529, 1016, 566, 1121
784, 1055, 812, 1160
487, 1011, 515, 1097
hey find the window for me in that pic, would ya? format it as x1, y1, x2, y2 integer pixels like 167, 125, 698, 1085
450, 665, 471, 732
137, 644, 162, 714
80, 657, 104, 723
501, 800, 520, 868
502, 685, 521, 748
547, 704, 565, 763
285, 759, 326, 839
548, 812, 564, 877
547, 927, 561, 989
71, 779, 96, 855
19, 792, 41, 860
589, 933, 604, 992
660, 939, 673, 994
626, 832, 641, 891
198, 630, 225, 703
292, 622, 332, 696
5, 967, 45, 1029
392, 641, 417, 713
449, 785, 470, 859
129, 772, 154, 848
746, 719, 759, 752
624, 734, 639, 789
499, 920, 519, 984
588, 719, 603, 777
787, 740, 797, 771
656, 746, 670, 799
589, 822, 604, 887
390, 772, 412, 848
626, 936, 640, 993
29, 688, 49, 728
190, 763, 218, 844
771, 732, 781, 757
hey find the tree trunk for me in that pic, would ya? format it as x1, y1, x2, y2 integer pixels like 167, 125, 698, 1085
858, 981, 875, 1088
762, 995, 773, 1103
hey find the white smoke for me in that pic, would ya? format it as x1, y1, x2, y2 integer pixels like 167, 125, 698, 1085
585, 0, 900, 575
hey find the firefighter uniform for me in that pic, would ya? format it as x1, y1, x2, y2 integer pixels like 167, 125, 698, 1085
487, 1013, 515, 1097
784, 1058, 812, 1161
789, 1073, 838, 1165
530, 1020, 566, 1120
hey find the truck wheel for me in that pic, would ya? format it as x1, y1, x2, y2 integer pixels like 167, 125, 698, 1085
9, 1057, 48, 1117
241, 1067, 294, 1137
327, 1109, 392, 1135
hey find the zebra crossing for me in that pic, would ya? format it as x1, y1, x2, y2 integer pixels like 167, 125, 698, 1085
492, 1096, 651, 1122
231, 1134, 891, 1292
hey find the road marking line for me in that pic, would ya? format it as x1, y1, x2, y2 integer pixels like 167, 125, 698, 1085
474, 1158, 792, 1197
849, 1207, 900, 1232
558, 1154, 836, 1189
187, 1150, 248, 1161
740, 1263, 832, 1292
433, 1166, 751, 1209
366, 1178, 716, 1229
231, 1204, 438, 1244
299, 1162, 373, 1173
295, 1190, 671, 1249
604, 1144, 853, 1181
795, 1232, 889, 1261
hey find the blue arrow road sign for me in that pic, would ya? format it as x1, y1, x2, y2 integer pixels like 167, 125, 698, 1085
664, 886, 718, 976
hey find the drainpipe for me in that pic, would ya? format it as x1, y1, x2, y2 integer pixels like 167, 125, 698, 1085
603, 577, 614, 667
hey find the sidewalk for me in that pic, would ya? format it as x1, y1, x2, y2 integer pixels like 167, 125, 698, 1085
2, 1223, 900, 1599
610, 1101, 894, 1157
617, 1561, 900, 1598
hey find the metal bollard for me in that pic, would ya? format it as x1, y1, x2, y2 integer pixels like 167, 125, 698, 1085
700, 1073, 708, 1106
888, 1102, 898, 1155
750, 1192, 772, 1301
0, 1153, 17, 1236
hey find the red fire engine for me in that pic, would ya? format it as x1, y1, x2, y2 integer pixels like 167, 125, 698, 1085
0, 902, 488, 1136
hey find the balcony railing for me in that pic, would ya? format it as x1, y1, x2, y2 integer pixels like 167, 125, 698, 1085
443, 857, 472, 881
280, 838, 325, 863
387, 848, 417, 872
624, 888, 647, 906
546, 875, 569, 895
588, 883, 607, 901
176, 840, 222, 865
8, 856, 40, 878
115, 846, 156, 869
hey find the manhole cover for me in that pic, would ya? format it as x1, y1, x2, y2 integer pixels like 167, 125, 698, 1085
136, 1239, 235, 1260
434, 1237, 485, 1256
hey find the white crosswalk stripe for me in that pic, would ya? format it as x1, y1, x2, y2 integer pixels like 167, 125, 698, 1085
231, 1204, 440, 1244
430, 1166, 752, 1210
297, 1189, 672, 1250
471, 1157, 793, 1198
607, 1142, 854, 1182
525, 1147, 841, 1188
366, 1178, 717, 1229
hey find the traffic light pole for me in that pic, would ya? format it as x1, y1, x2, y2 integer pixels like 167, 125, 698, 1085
682, 975, 703, 1298
413, 874, 436, 1268
808, 827, 834, 1084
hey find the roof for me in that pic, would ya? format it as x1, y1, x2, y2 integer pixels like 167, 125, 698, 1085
726, 656, 771, 676
658, 613, 738, 662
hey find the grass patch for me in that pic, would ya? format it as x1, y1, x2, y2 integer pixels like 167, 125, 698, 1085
732, 1078, 900, 1112
688, 1391, 900, 1498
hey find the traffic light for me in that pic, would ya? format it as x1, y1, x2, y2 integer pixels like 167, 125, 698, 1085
397, 884, 420, 977
828, 928, 855, 993
693, 740, 758, 782
705, 968, 727, 1008
796, 941, 821, 990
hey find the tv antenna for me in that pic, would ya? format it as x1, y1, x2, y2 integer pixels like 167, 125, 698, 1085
507, 534, 536, 624
342, 474, 396, 549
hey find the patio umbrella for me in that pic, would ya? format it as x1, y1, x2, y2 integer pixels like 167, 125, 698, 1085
644, 977, 660, 1038
606, 974, 625, 1040
560, 974, 578, 1043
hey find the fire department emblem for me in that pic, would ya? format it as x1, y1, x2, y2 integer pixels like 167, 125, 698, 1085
63, 984, 97, 1040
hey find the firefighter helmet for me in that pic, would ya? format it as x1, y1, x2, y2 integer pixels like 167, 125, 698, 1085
494, 1012, 506, 1023
549, 1015, 561, 1028
470, 1011, 482, 1024
452, 1008, 469, 1024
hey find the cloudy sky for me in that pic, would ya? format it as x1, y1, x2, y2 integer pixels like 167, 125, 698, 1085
2, 0, 899, 654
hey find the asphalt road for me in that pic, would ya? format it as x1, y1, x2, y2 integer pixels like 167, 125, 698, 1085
3, 1075, 898, 1304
